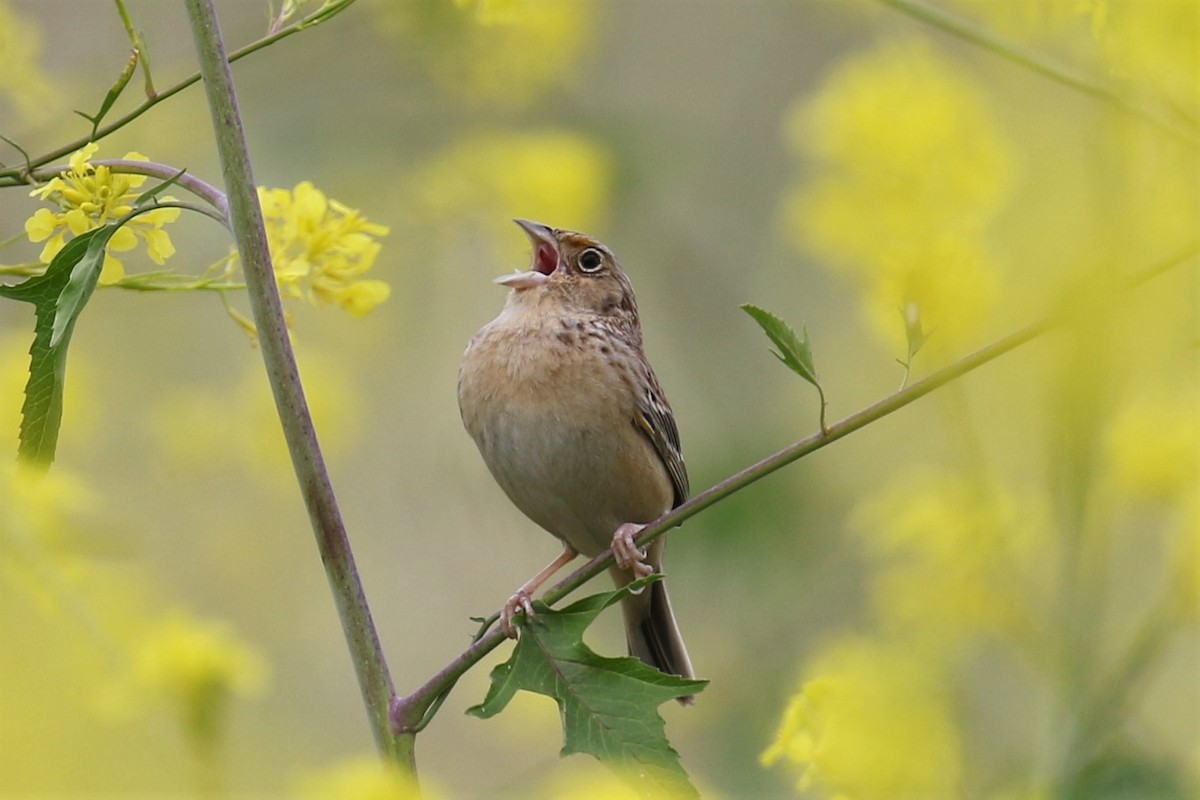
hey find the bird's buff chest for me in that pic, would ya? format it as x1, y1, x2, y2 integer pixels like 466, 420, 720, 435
459, 307, 634, 468
457, 303, 668, 550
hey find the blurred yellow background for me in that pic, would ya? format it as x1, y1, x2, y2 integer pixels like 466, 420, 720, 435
1, 1, 1196, 798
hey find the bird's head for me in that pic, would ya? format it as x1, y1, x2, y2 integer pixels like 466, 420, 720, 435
496, 219, 639, 321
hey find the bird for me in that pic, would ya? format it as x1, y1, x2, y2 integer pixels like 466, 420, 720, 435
458, 219, 695, 700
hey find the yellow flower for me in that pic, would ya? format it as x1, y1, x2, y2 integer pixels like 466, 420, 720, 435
762, 637, 962, 800
128, 611, 267, 747
413, 130, 612, 256
153, 347, 363, 475
375, 0, 595, 107
0, 0, 57, 123
782, 41, 1014, 351
1098, 0, 1198, 115
851, 470, 1046, 641
25, 143, 180, 284
295, 756, 431, 800
1105, 385, 1199, 502
248, 181, 391, 317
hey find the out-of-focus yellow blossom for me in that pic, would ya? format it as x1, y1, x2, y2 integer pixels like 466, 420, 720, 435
762, 637, 962, 800
0, 462, 98, 612
246, 181, 390, 318
25, 143, 180, 284
153, 348, 362, 475
782, 41, 1014, 351
1098, 0, 1198, 115
852, 470, 1047, 641
1105, 386, 1199, 502
295, 756, 433, 800
413, 130, 611, 256
0, 1, 57, 123
374, 0, 594, 107
126, 611, 267, 748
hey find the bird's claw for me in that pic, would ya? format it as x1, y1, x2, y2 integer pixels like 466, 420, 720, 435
500, 590, 535, 638
612, 523, 655, 580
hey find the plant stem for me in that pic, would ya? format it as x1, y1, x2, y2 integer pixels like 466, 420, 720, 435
114, 0, 156, 98
0, 1, 357, 186
392, 243, 1199, 730
183, 0, 411, 771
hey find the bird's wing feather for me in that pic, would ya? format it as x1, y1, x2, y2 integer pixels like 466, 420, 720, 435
633, 373, 689, 507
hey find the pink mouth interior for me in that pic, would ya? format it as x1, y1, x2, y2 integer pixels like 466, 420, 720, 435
533, 243, 557, 275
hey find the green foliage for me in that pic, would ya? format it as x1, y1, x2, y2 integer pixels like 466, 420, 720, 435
0, 227, 110, 466
897, 302, 932, 389
742, 303, 828, 429
1064, 752, 1191, 800
468, 580, 707, 799
75, 49, 139, 139
0, 183, 182, 466
134, 168, 187, 208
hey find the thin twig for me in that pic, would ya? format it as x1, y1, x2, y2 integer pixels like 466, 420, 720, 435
0, 1, 357, 186
876, 0, 1199, 149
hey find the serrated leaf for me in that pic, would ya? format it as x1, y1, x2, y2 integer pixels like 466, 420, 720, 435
468, 580, 707, 799
50, 229, 110, 348
741, 304, 820, 388
0, 228, 109, 466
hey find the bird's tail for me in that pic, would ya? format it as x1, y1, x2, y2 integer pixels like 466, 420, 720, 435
618, 573, 696, 705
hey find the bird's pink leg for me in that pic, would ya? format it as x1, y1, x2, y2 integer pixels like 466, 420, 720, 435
612, 522, 655, 579
500, 544, 578, 638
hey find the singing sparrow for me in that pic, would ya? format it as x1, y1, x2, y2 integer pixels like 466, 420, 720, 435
458, 219, 694, 697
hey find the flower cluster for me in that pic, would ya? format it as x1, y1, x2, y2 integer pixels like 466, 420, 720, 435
765, 8, 1197, 797
412, 129, 612, 257
781, 41, 1013, 352
763, 638, 962, 800
374, 0, 595, 107
0, 0, 57, 124
246, 181, 390, 318
25, 143, 180, 284
126, 611, 267, 749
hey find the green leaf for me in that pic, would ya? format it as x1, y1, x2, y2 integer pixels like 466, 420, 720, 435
742, 303, 829, 429
50, 230, 110, 348
73, 49, 139, 139
741, 304, 820, 387
0, 227, 111, 466
468, 580, 707, 799
134, 168, 186, 208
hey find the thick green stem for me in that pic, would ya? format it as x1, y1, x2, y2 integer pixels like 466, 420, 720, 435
183, 0, 412, 771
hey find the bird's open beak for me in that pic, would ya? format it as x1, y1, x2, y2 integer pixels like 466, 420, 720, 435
495, 219, 559, 289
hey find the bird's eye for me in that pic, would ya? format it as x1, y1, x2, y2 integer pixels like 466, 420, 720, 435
578, 248, 604, 273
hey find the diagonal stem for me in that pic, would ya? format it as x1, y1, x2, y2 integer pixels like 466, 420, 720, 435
875, 0, 1199, 148
0, 1, 357, 186
183, 0, 411, 770
392, 242, 1199, 732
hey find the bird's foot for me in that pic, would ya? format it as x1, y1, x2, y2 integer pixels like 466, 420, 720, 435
500, 590, 535, 638
612, 522, 655, 580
